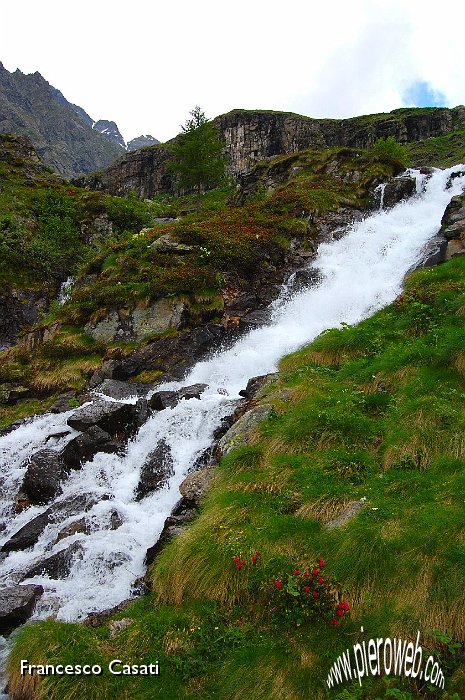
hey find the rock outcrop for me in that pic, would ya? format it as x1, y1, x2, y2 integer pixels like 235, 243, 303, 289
75, 106, 465, 197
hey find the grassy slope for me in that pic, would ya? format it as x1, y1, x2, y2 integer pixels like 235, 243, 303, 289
9, 257, 465, 700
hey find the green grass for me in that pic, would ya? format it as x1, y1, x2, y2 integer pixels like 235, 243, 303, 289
9, 256, 465, 699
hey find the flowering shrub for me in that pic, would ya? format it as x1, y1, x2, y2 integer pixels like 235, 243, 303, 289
272, 558, 349, 626
232, 552, 349, 627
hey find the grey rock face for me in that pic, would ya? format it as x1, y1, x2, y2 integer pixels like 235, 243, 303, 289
22, 449, 69, 505
84, 298, 186, 343
0, 285, 49, 348
135, 440, 174, 501
1, 512, 51, 552
179, 468, 213, 503
217, 404, 273, 456
0, 584, 44, 634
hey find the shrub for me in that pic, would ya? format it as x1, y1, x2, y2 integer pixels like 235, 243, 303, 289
373, 137, 410, 169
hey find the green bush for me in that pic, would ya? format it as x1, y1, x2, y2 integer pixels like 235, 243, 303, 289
373, 137, 410, 169
106, 191, 152, 234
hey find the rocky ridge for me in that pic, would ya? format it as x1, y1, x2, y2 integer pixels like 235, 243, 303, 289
74, 106, 465, 197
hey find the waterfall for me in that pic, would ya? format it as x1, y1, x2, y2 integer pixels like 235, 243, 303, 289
0, 166, 464, 628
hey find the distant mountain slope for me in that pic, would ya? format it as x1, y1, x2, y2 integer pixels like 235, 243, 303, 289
0, 62, 125, 177
127, 134, 160, 150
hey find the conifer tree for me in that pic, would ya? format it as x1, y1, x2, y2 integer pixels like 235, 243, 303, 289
167, 106, 228, 209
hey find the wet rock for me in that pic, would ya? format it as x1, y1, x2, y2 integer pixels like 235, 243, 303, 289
22, 449, 69, 505
0, 584, 44, 634
45, 430, 72, 442
133, 398, 151, 430
55, 517, 90, 542
5, 493, 103, 552
179, 467, 214, 504
239, 309, 270, 330
135, 440, 174, 501
62, 425, 120, 469
67, 398, 136, 436
95, 379, 151, 400
23, 541, 83, 580
380, 176, 416, 209
239, 373, 278, 399
1, 512, 51, 552
148, 390, 178, 411
148, 383, 208, 411
112, 324, 227, 381
218, 404, 273, 456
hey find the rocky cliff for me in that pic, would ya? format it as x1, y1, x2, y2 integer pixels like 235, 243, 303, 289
75, 106, 465, 197
0, 63, 124, 177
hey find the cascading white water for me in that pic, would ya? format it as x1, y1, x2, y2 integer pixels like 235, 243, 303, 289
0, 166, 464, 627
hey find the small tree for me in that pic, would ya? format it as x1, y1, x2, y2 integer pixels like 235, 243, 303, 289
167, 106, 228, 209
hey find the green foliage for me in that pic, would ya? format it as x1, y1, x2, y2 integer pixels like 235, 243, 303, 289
373, 137, 410, 169
167, 106, 228, 207
106, 190, 152, 233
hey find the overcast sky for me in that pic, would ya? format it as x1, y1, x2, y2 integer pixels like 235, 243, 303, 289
2, 0, 464, 143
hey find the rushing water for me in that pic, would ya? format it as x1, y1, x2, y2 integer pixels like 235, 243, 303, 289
0, 166, 464, 629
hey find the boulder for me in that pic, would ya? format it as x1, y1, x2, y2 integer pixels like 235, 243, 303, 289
148, 383, 208, 411
1, 512, 51, 552
239, 310, 270, 330
239, 373, 278, 399
22, 449, 69, 505
95, 379, 151, 400
22, 541, 83, 580
0, 584, 44, 634
149, 233, 195, 254
67, 398, 135, 436
144, 499, 195, 566
49, 392, 79, 414
3, 493, 104, 553
62, 425, 120, 469
179, 467, 214, 504
135, 440, 174, 501
217, 404, 273, 456
381, 176, 416, 208
326, 500, 367, 530
84, 298, 186, 343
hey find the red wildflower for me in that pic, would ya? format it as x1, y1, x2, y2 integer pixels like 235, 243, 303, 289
337, 609, 344, 617
312, 591, 319, 599
304, 586, 310, 592
319, 558, 326, 568
303, 571, 308, 577
255, 551, 261, 555
312, 568, 319, 576
293, 569, 300, 576
251, 555, 258, 564
340, 602, 350, 611
318, 577, 324, 584
332, 619, 339, 626
233, 556, 240, 563
275, 580, 282, 589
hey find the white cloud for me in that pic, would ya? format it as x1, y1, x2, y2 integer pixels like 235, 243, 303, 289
1, 0, 465, 142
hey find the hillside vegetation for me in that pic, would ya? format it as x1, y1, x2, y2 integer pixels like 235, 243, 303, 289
9, 255, 465, 699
